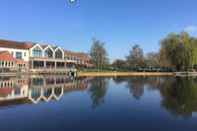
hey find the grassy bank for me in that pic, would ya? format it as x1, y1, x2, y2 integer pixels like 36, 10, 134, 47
78, 71, 175, 77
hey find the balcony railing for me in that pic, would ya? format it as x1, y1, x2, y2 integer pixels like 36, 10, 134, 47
30, 68, 77, 72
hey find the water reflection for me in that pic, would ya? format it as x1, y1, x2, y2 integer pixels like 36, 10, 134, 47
113, 77, 162, 99
113, 76, 197, 118
0, 76, 91, 105
1, 76, 197, 118
88, 77, 108, 108
160, 77, 197, 118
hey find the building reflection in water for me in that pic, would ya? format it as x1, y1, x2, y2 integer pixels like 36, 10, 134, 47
1, 76, 197, 118
0, 76, 91, 105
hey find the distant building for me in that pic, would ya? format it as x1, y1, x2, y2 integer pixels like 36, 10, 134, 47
0, 39, 93, 73
64, 50, 94, 69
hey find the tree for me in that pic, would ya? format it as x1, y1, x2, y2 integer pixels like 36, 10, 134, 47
160, 32, 197, 71
191, 38, 197, 66
112, 59, 128, 70
126, 44, 145, 68
159, 47, 172, 67
145, 52, 160, 67
90, 39, 109, 70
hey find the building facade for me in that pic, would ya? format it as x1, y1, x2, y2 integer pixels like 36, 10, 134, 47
0, 51, 17, 72
0, 39, 93, 73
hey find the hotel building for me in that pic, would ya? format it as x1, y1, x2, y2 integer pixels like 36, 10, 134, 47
0, 39, 93, 73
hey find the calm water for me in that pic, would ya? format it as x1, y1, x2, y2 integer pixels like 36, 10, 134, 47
0, 76, 197, 131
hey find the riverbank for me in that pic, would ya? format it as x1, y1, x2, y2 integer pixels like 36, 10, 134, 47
2, 71, 196, 77
78, 72, 175, 77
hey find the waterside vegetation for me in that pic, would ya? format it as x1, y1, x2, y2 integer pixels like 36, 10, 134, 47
88, 32, 197, 72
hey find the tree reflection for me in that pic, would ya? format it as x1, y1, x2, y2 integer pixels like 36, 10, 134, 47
160, 77, 197, 118
126, 77, 146, 100
114, 76, 197, 118
89, 77, 108, 108
113, 77, 129, 84
113, 77, 162, 100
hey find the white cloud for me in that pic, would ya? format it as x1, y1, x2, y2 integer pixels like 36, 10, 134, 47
184, 25, 197, 33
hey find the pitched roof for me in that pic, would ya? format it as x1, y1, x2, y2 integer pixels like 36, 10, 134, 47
0, 39, 92, 61
0, 39, 33, 50
0, 51, 16, 61
64, 50, 76, 56
64, 50, 91, 60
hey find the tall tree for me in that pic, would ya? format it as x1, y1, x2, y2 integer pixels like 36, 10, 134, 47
126, 44, 145, 68
90, 39, 109, 70
191, 38, 197, 66
160, 32, 197, 71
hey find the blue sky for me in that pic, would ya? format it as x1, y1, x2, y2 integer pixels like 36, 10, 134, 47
0, 0, 197, 60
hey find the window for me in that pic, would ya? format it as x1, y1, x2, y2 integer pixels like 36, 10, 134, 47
32, 47, 42, 57
55, 49, 63, 59
16, 52, 22, 59
24, 52, 26, 57
44, 48, 53, 58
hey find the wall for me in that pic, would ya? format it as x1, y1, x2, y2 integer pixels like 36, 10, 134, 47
0, 47, 29, 61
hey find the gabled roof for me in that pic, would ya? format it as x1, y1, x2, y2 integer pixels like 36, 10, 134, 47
41, 45, 48, 49
52, 46, 58, 50
0, 39, 92, 61
0, 39, 33, 50
0, 51, 16, 61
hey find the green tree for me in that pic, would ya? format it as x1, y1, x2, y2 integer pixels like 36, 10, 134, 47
90, 39, 109, 70
191, 38, 197, 66
160, 32, 196, 71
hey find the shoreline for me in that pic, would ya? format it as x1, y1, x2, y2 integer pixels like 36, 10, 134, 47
78, 72, 175, 77
1, 71, 197, 77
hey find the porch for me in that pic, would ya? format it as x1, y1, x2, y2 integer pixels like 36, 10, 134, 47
29, 58, 77, 74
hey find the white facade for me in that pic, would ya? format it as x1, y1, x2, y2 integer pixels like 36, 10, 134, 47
29, 43, 64, 59
29, 44, 43, 58
0, 47, 29, 61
